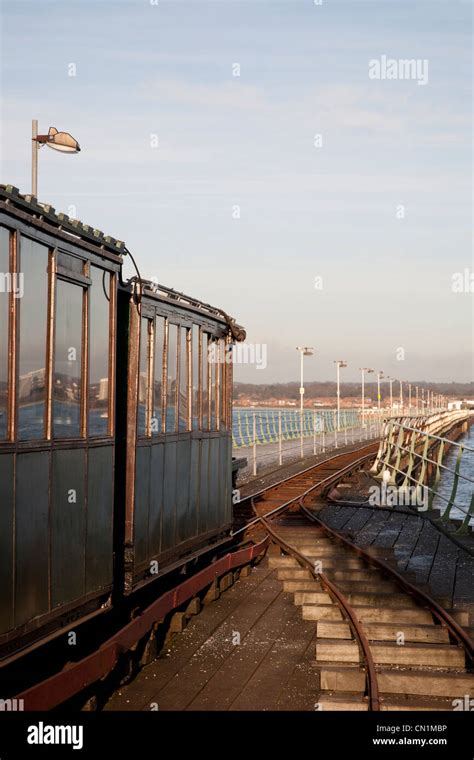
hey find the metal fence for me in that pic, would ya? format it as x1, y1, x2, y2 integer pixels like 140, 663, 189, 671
370, 412, 473, 533
232, 408, 362, 448
232, 408, 383, 476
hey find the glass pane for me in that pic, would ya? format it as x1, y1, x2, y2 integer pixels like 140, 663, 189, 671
89, 267, 110, 436
57, 252, 85, 274
202, 332, 209, 431
152, 316, 164, 435
53, 280, 83, 437
219, 338, 227, 429
210, 338, 217, 430
0, 228, 9, 438
178, 327, 189, 431
192, 326, 199, 430
18, 237, 48, 440
138, 318, 150, 435
166, 323, 177, 432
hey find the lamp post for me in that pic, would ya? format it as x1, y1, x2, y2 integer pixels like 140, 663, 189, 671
296, 346, 314, 459
360, 367, 374, 427
415, 385, 419, 413
334, 360, 347, 430
387, 376, 393, 414
399, 380, 403, 414
376, 371, 384, 413
31, 120, 81, 197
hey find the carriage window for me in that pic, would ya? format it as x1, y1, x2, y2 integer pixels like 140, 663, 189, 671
138, 317, 151, 436
0, 227, 9, 438
89, 267, 110, 436
18, 237, 49, 440
166, 323, 178, 432
57, 252, 85, 274
178, 327, 190, 431
219, 338, 227, 430
202, 332, 209, 430
210, 338, 218, 431
152, 316, 164, 434
192, 327, 199, 430
53, 280, 83, 437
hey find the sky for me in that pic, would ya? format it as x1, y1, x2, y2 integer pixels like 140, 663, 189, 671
1, 0, 472, 384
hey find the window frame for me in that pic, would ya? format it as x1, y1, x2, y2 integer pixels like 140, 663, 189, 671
0, 217, 119, 445
0, 226, 14, 440
134, 297, 231, 439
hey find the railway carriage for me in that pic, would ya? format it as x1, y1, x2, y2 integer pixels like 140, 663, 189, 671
0, 184, 244, 659
117, 279, 240, 593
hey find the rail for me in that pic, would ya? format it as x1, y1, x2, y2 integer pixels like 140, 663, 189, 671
246, 447, 473, 709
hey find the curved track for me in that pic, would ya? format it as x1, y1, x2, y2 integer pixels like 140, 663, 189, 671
248, 446, 473, 711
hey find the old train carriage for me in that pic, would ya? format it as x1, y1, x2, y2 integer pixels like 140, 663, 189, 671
117, 281, 241, 593
0, 185, 122, 655
0, 184, 244, 658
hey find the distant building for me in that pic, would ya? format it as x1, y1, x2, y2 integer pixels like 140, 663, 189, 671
18, 368, 45, 399
98, 378, 108, 400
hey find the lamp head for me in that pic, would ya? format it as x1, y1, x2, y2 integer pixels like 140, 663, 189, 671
44, 127, 81, 153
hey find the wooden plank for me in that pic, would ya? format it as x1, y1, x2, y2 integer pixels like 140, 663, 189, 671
104, 560, 276, 711
340, 506, 375, 535
391, 516, 424, 571
198, 593, 318, 710
427, 534, 459, 607
373, 512, 407, 549
405, 521, 440, 584
350, 510, 391, 546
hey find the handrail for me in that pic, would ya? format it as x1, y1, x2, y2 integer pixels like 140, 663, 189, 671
370, 412, 473, 534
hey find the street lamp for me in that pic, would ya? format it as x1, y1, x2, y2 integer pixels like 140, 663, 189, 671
31, 120, 81, 197
334, 360, 347, 430
296, 346, 314, 458
399, 379, 403, 413
387, 376, 394, 414
408, 383, 412, 412
359, 367, 374, 426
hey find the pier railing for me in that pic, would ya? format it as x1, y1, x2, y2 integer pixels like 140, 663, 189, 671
370, 411, 473, 533
232, 408, 383, 476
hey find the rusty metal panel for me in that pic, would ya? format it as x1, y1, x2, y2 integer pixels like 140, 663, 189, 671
188, 438, 200, 539
148, 442, 164, 558
0, 454, 14, 633
198, 437, 209, 533
15, 451, 49, 627
176, 438, 191, 544
162, 440, 177, 550
86, 445, 114, 592
208, 436, 219, 530
51, 449, 86, 607
226, 435, 232, 521
134, 445, 151, 565
220, 435, 232, 525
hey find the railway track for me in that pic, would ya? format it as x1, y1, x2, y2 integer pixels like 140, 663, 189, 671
246, 444, 474, 711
